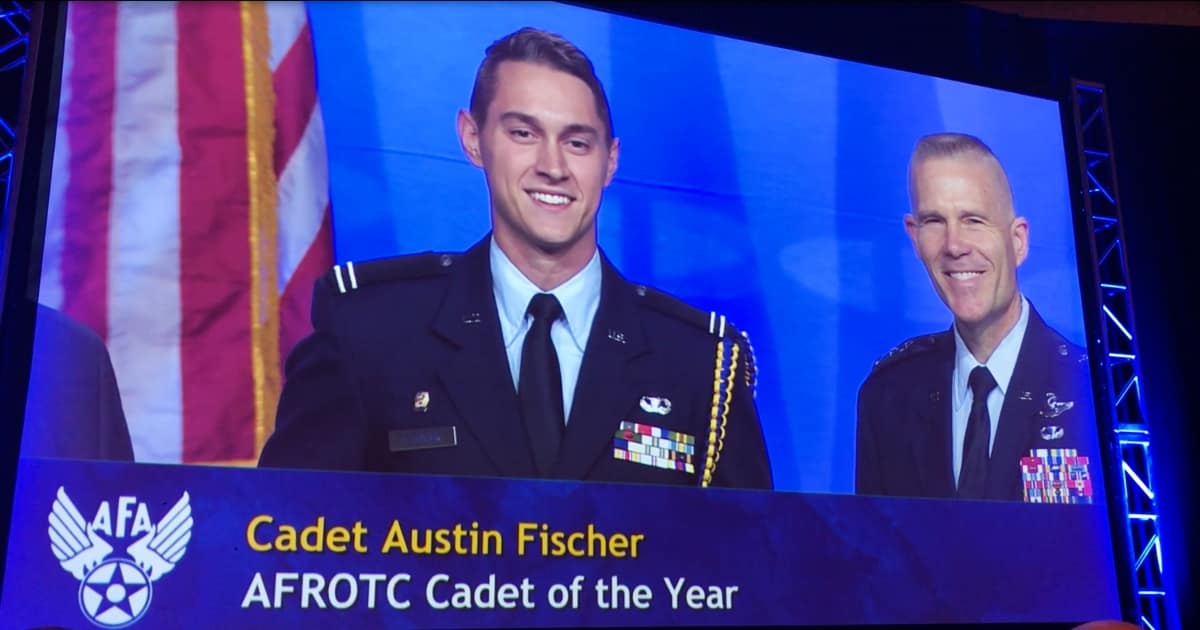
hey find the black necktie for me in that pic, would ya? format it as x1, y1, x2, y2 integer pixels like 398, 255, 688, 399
519, 293, 565, 476
958, 366, 997, 499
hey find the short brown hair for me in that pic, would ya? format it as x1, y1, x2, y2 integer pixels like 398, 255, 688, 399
908, 132, 1014, 211
469, 27, 615, 144
910, 132, 1001, 165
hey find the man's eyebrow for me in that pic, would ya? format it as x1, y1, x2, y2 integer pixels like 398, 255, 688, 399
915, 207, 991, 221
561, 123, 600, 139
498, 111, 544, 131
497, 112, 599, 139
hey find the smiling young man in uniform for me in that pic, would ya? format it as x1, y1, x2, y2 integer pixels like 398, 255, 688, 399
855, 132, 1101, 502
259, 27, 772, 489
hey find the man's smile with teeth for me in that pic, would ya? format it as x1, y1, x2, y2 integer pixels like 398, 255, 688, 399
529, 191, 571, 205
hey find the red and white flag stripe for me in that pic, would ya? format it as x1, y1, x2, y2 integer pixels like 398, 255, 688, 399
40, 1, 331, 465
268, 3, 333, 367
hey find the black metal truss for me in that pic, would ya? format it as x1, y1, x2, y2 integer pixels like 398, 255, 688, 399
0, 1, 31, 209
1071, 79, 1169, 630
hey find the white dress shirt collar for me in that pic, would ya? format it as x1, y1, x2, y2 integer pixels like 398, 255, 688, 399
952, 294, 1030, 410
489, 237, 601, 353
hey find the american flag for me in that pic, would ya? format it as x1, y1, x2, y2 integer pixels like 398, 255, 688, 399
38, 1, 332, 464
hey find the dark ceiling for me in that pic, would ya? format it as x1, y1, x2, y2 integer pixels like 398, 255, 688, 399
966, 1, 1200, 27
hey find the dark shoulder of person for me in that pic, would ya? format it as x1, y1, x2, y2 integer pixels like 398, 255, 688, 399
23, 305, 135, 462
316, 251, 460, 298
307, 251, 463, 330
633, 285, 759, 385
634, 285, 751, 342
863, 332, 948, 385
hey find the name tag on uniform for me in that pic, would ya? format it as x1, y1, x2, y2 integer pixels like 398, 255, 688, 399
389, 426, 458, 452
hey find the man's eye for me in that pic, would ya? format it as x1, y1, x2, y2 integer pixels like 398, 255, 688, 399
510, 129, 534, 140
922, 217, 944, 226
567, 139, 590, 151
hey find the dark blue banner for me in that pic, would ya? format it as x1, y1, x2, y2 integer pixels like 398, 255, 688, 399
2, 458, 1120, 628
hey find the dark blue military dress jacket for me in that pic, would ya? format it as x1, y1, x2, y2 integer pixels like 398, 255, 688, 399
22, 304, 135, 462
855, 305, 1104, 502
260, 237, 773, 490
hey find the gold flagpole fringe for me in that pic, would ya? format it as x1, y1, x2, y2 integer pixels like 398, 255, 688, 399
240, 1, 280, 465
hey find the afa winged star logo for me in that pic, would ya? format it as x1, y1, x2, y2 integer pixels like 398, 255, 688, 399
48, 486, 193, 628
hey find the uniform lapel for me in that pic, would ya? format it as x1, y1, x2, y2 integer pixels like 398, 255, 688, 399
431, 238, 537, 478
551, 257, 650, 479
909, 332, 956, 498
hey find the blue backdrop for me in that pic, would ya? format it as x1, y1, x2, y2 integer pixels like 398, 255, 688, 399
307, 2, 1088, 494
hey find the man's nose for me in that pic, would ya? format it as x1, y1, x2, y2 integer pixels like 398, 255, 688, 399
535, 142, 568, 182
944, 223, 971, 257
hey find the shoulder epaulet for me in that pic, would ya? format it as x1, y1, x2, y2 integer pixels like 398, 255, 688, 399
635, 285, 740, 339
635, 284, 759, 394
636, 285, 760, 488
870, 333, 941, 373
326, 252, 458, 295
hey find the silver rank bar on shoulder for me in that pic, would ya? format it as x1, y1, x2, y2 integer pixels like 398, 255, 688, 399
333, 261, 360, 294
708, 312, 726, 337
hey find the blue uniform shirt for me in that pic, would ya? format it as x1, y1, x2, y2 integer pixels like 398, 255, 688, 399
489, 238, 601, 424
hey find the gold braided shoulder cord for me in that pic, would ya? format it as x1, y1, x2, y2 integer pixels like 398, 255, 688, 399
702, 340, 724, 487
701, 340, 740, 488
716, 343, 740, 469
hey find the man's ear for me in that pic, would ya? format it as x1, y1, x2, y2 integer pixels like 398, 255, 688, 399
457, 109, 484, 168
1012, 215, 1030, 267
903, 213, 920, 252
603, 137, 620, 187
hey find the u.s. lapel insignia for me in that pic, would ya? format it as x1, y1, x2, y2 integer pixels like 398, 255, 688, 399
1018, 391, 1033, 401
1040, 425, 1065, 440
413, 391, 430, 412
607, 329, 626, 344
639, 396, 671, 415
462, 312, 482, 325
1040, 392, 1074, 418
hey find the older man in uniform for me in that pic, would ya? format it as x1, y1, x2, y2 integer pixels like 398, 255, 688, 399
855, 133, 1102, 502
259, 27, 772, 489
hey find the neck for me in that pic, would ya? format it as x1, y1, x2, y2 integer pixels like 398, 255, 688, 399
494, 233, 595, 291
957, 296, 1022, 363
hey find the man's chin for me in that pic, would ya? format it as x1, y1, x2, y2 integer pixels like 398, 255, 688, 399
944, 298, 986, 323
952, 307, 1020, 340
496, 220, 586, 254
528, 227, 592, 254
532, 236, 581, 256
953, 315, 985, 332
